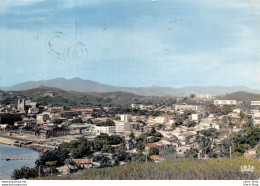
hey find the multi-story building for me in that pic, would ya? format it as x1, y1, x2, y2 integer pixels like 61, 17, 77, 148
91, 125, 115, 135
191, 114, 203, 122
17, 99, 39, 111
214, 100, 238, 105
114, 121, 130, 134
251, 101, 260, 106
196, 94, 215, 99
246, 109, 260, 116
252, 113, 260, 126
120, 114, 131, 122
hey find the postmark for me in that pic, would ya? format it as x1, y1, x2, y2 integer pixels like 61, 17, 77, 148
47, 32, 87, 64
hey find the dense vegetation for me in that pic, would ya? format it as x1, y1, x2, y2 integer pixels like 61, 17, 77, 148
36, 158, 260, 180
0, 114, 22, 125
0, 87, 176, 107
59, 135, 123, 158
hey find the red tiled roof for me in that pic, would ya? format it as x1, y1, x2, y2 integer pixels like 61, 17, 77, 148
145, 143, 163, 148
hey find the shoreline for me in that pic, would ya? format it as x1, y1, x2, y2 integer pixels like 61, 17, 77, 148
0, 135, 52, 153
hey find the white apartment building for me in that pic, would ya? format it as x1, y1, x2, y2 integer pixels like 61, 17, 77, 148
114, 121, 142, 134
91, 126, 115, 135
214, 100, 238, 105
196, 94, 215, 99
247, 109, 260, 116
252, 113, 260, 126
251, 101, 260, 105
114, 121, 130, 134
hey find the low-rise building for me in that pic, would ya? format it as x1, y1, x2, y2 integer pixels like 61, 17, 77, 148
251, 101, 260, 106
175, 105, 198, 111
214, 100, 238, 105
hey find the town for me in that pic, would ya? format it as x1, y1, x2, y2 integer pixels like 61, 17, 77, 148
0, 91, 259, 179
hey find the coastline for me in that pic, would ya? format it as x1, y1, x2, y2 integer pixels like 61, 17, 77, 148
0, 134, 53, 153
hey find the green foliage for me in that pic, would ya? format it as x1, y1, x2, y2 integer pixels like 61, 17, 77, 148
11, 166, 38, 180
71, 118, 83, 123
200, 128, 220, 138
174, 118, 184, 127
0, 114, 22, 125
136, 135, 147, 143
221, 105, 233, 115
148, 147, 159, 155
53, 119, 63, 124
37, 158, 260, 180
101, 145, 116, 153
86, 118, 93, 124
187, 121, 196, 128
46, 161, 58, 166
96, 119, 115, 126
137, 142, 145, 154
37, 150, 69, 166
95, 134, 123, 145
185, 148, 198, 158
147, 136, 160, 143
220, 127, 260, 157
114, 143, 127, 161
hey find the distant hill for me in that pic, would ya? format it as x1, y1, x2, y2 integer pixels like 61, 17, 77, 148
0, 86, 177, 107
217, 91, 260, 103
1, 77, 260, 96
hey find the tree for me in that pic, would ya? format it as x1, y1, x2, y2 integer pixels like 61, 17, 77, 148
53, 119, 63, 124
184, 148, 198, 158
190, 94, 196, 99
11, 166, 38, 180
71, 118, 83, 123
37, 149, 69, 166
114, 142, 127, 161
0, 114, 22, 126
95, 134, 123, 145
137, 142, 145, 154
148, 147, 159, 155
86, 118, 93, 124
101, 145, 115, 153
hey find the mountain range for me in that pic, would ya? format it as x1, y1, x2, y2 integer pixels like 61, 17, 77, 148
1, 77, 260, 97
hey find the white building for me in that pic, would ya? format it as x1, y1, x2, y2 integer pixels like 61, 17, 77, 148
114, 121, 130, 134
191, 114, 203, 122
214, 100, 238, 105
175, 105, 197, 111
114, 121, 142, 134
196, 94, 215, 99
252, 113, 260, 126
251, 101, 260, 105
91, 126, 115, 135
37, 114, 50, 124
247, 109, 260, 116
148, 115, 170, 124
233, 108, 241, 114
120, 114, 131, 122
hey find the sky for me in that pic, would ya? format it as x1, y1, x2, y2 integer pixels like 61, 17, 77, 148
0, 0, 260, 88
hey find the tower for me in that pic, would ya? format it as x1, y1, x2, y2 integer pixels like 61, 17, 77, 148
18, 99, 25, 111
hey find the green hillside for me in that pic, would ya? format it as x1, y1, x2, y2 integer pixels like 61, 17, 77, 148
217, 91, 260, 103
0, 86, 177, 107
36, 158, 260, 180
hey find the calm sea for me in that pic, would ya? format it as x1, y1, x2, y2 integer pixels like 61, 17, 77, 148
0, 143, 39, 180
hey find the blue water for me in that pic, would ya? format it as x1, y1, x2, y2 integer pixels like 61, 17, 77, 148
0, 144, 40, 180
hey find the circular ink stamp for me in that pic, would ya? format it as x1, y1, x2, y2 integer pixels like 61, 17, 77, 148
46, 32, 87, 64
